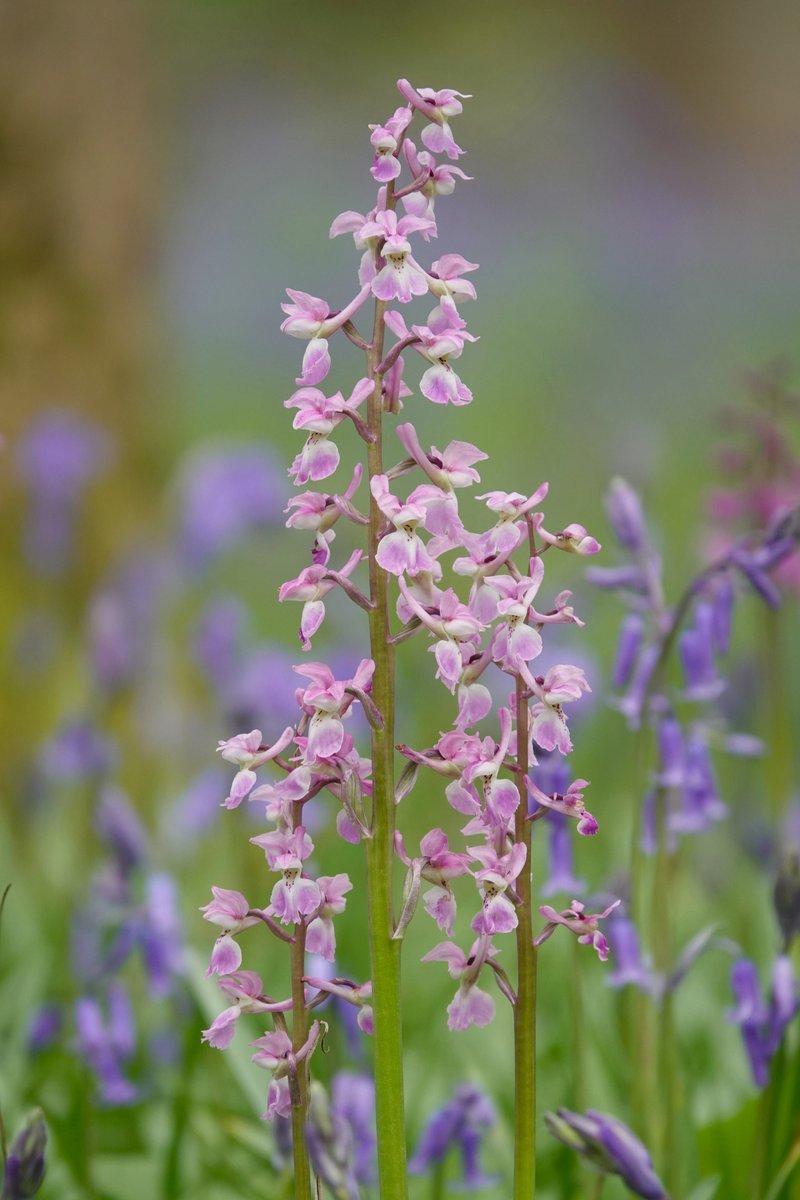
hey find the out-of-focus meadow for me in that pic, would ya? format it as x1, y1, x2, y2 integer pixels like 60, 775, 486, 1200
1, 2, 799, 1197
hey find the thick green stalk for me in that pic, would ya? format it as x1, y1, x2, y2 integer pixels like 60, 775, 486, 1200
290, 870, 312, 1200
363, 224, 408, 1197
514, 677, 537, 1199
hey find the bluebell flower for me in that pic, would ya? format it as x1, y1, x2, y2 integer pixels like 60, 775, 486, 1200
605, 916, 654, 993
75, 985, 138, 1105
16, 410, 111, 576
545, 1107, 666, 1199
409, 1083, 497, 1189
541, 812, 587, 899
26, 1005, 62, 1054
1, 1109, 47, 1200
175, 444, 286, 568
38, 720, 115, 782
729, 955, 798, 1087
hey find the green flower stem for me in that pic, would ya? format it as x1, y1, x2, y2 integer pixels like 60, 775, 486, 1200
651, 788, 681, 1197
762, 608, 794, 820
290, 803, 312, 1200
514, 676, 537, 1200
362, 182, 408, 1198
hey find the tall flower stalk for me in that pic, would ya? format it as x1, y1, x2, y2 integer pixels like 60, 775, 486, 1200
201, 79, 614, 1199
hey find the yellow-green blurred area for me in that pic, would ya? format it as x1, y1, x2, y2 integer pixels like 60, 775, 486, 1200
2, 2, 800, 1198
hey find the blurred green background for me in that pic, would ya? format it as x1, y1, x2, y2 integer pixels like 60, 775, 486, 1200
2, 2, 799, 1198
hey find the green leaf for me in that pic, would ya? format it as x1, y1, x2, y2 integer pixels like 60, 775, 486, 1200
183, 948, 264, 1117
685, 1177, 721, 1200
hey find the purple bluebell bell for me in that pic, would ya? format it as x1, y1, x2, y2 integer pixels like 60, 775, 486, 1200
1, 1108, 47, 1200
541, 812, 587, 899
192, 596, 249, 693
545, 1107, 666, 1198
175, 444, 286, 568
669, 736, 726, 835
656, 714, 684, 789
222, 644, 298, 731
16, 410, 111, 576
409, 1083, 497, 1189
729, 545, 783, 609
95, 786, 149, 875
729, 955, 798, 1087
612, 612, 645, 690
330, 1072, 377, 1184
38, 721, 115, 782
605, 477, 648, 555
611, 644, 659, 731
163, 768, 229, 847
679, 603, 724, 701
87, 552, 173, 691
584, 563, 649, 592
26, 1004, 62, 1054
140, 873, 185, 997
605, 917, 653, 993
529, 752, 571, 802
304, 1084, 361, 1200
75, 985, 138, 1105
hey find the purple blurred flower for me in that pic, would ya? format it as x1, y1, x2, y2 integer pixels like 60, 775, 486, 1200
95, 786, 149, 875
75, 985, 138, 1105
545, 1107, 666, 1199
26, 1004, 62, 1054
409, 1083, 497, 1189
175, 444, 286, 568
16, 410, 111, 576
331, 1072, 377, 1184
163, 768, 229, 846
541, 812, 588, 898
38, 720, 116, 782
1, 1109, 47, 1200
605, 917, 654, 993
678, 602, 725, 701
87, 553, 172, 691
140, 872, 185, 996
605, 476, 648, 554
192, 595, 249, 692
729, 955, 798, 1087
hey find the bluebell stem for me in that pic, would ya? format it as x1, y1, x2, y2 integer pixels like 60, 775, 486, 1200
1, 1109, 47, 1200
544, 1108, 666, 1199
774, 850, 800, 951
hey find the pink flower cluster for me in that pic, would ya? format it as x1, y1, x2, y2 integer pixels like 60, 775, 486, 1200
201, 658, 375, 1118
202, 78, 618, 1129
